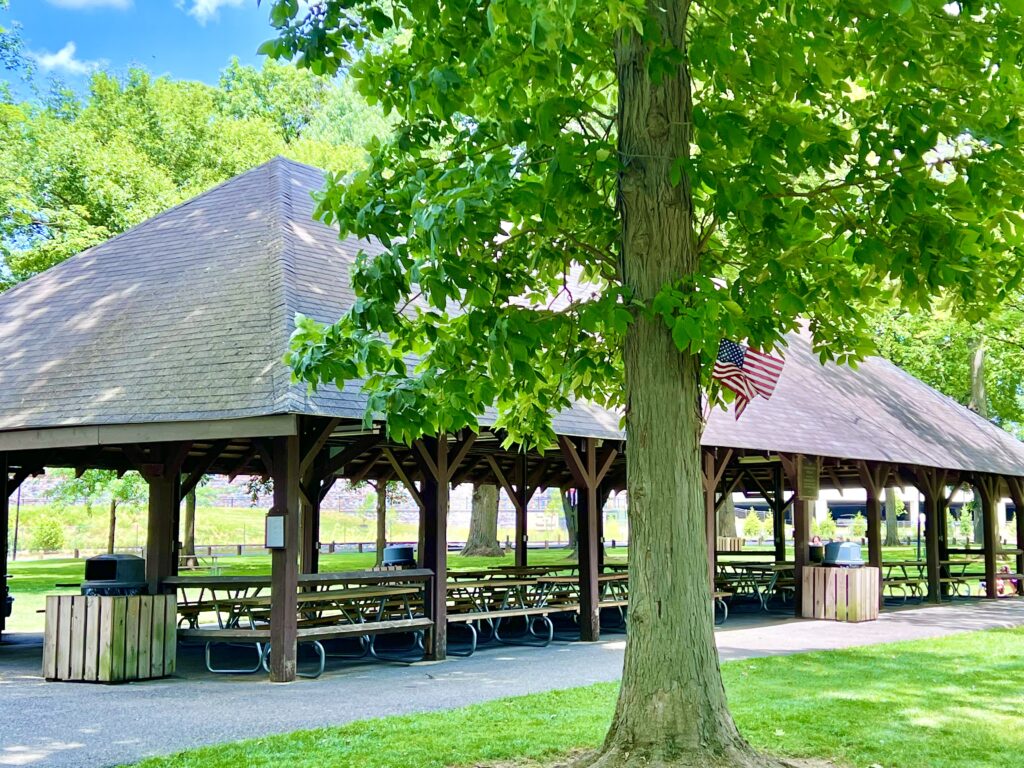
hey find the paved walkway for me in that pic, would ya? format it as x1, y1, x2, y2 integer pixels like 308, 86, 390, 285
2, 600, 1023, 768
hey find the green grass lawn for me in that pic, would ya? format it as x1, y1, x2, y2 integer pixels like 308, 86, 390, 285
130, 626, 1024, 768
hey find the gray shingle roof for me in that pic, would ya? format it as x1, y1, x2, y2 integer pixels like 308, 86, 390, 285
1, 156, 1022, 475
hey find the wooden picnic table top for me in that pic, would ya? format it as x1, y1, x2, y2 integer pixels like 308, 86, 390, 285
164, 568, 433, 589
537, 573, 628, 585
233, 585, 421, 608
447, 578, 538, 590
724, 562, 793, 572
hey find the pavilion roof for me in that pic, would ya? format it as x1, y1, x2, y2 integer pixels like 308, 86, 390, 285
0, 157, 620, 443
1, 156, 1021, 479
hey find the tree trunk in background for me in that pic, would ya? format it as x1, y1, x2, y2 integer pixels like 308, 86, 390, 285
716, 494, 736, 539
182, 489, 197, 566
461, 484, 503, 556
107, 499, 117, 554
585, 5, 776, 765
970, 339, 988, 544
375, 483, 387, 565
562, 489, 578, 557
885, 487, 901, 546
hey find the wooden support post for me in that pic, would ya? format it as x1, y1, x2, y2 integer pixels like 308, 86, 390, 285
1, 453, 9, 639
792, 497, 812, 614
146, 473, 180, 593
299, 485, 321, 575
515, 453, 528, 568
576, 472, 600, 641
1008, 477, 1024, 596
269, 434, 300, 682
857, 461, 890, 609
975, 474, 1000, 600
702, 452, 717, 591
419, 436, 449, 660
913, 467, 950, 604
558, 437, 616, 642
772, 464, 786, 563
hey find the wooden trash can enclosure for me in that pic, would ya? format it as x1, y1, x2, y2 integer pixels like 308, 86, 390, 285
801, 565, 880, 622
43, 594, 177, 682
717, 536, 744, 552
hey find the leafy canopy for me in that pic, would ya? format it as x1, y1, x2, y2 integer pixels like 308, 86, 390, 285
0, 60, 389, 287
265, 1, 1024, 447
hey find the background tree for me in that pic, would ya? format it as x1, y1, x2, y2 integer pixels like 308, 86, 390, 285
461, 484, 504, 557
48, 470, 146, 553
367, 478, 403, 564
267, 2, 1024, 766
884, 487, 904, 547
0, 60, 387, 288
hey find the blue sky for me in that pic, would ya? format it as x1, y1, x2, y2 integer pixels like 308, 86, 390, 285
2, 0, 275, 87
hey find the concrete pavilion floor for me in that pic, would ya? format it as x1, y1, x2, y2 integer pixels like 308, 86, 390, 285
2, 599, 1024, 768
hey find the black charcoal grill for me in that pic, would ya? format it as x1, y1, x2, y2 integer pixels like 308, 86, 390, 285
81, 554, 148, 596
381, 545, 416, 568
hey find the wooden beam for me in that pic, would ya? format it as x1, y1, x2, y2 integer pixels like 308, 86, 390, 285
322, 433, 383, 478
299, 418, 341, 476
1, 454, 8, 638
269, 434, 300, 682
1006, 476, 1024, 596
911, 466, 949, 603
558, 436, 600, 641
857, 460, 890, 609
419, 436, 449, 660
974, 473, 1001, 600
181, 441, 228, 498
382, 448, 424, 510
446, 432, 478, 482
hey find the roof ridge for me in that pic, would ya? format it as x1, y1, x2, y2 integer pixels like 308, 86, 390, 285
266, 157, 309, 415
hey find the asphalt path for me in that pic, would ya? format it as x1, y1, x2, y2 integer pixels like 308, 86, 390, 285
2, 599, 1023, 767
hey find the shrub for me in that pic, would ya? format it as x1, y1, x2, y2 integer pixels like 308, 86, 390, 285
30, 517, 65, 551
818, 515, 837, 540
851, 513, 867, 538
742, 509, 762, 539
763, 512, 775, 541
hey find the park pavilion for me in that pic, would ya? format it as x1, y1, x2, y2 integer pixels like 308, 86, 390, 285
2, 157, 1023, 681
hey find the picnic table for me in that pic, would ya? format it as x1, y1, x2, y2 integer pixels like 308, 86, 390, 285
169, 569, 434, 677
446, 577, 558, 654
717, 562, 792, 610
882, 560, 927, 600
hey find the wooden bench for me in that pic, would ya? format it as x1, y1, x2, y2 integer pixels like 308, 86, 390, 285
179, 617, 433, 678
447, 606, 555, 655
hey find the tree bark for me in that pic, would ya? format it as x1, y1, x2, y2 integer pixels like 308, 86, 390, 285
884, 487, 901, 547
716, 494, 736, 539
375, 483, 387, 565
461, 483, 503, 556
562, 488, 578, 557
182, 488, 197, 566
582, 4, 777, 765
107, 499, 117, 554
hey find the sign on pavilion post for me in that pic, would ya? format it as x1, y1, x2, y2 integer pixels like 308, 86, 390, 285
795, 455, 820, 501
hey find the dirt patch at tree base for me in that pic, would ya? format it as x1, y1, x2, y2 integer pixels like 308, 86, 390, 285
461, 750, 842, 768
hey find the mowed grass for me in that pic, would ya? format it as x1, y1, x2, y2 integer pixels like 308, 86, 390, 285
131, 626, 1024, 768
5, 548, 622, 632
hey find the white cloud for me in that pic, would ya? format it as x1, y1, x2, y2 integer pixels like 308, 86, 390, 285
178, 0, 245, 25
31, 42, 104, 76
45, 0, 133, 8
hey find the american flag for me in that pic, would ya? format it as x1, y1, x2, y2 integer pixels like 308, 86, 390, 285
712, 339, 784, 419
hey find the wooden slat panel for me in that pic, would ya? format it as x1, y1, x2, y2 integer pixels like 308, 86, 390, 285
124, 597, 140, 681
107, 596, 127, 682
84, 597, 100, 682
137, 596, 152, 679
150, 595, 164, 678
56, 596, 73, 680
163, 595, 177, 676
43, 595, 59, 679
69, 598, 86, 680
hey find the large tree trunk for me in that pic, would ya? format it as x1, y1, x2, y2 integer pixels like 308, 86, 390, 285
583, 5, 775, 765
461, 484, 503, 557
375, 483, 387, 565
884, 487, 901, 547
182, 489, 197, 566
107, 499, 117, 554
562, 488, 578, 557
970, 339, 987, 544
716, 494, 736, 539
